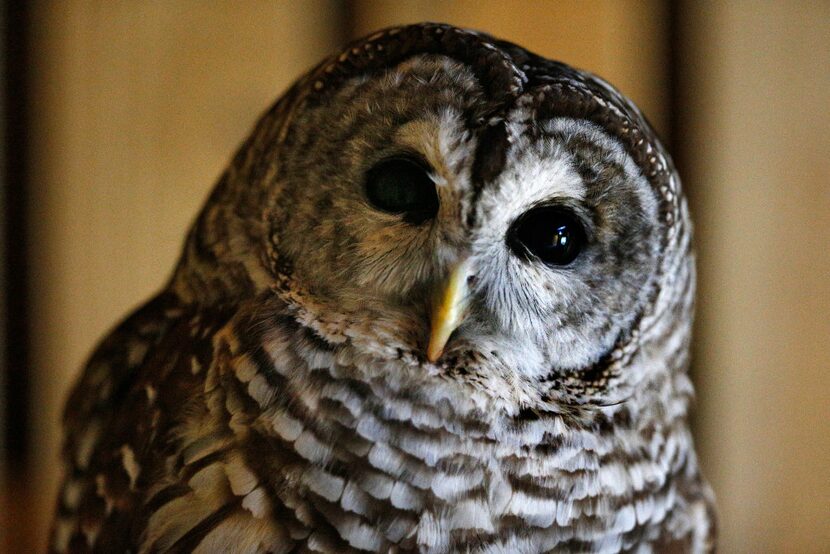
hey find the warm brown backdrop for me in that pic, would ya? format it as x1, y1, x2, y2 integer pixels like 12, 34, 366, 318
679, 3, 830, 550
3, 2, 828, 552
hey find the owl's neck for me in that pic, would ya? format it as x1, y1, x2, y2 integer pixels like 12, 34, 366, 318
201, 303, 705, 551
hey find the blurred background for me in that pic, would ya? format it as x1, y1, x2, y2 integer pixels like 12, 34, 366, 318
1, 1, 827, 552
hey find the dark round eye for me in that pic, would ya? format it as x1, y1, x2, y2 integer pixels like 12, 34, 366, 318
365, 157, 439, 224
508, 206, 586, 266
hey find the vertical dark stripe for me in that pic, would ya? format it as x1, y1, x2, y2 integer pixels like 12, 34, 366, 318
666, 0, 685, 172
341, 0, 361, 42
329, 0, 352, 44
666, 0, 704, 436
2, 0, 31, 471
0, 0, 6, 478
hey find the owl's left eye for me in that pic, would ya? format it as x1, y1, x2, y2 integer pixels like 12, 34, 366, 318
365, 157, 439, 224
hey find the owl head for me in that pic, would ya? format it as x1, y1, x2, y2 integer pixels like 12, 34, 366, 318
174, 24, 692, 415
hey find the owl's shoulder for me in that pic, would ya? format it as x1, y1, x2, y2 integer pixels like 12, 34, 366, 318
50, 291, 237, 552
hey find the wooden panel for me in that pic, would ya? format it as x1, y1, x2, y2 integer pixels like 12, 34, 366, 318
23, 3, 342, 550
350, 0, 669, 136
679, 2, 830, 551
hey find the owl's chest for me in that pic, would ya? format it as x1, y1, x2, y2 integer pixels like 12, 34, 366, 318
172, 410, 671, 553
145, 327, 682, 552
220, 376, 674, 552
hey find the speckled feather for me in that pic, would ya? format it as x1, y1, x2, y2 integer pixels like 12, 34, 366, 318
51, 23, 715, 553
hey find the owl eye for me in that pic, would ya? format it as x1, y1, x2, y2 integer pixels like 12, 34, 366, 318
365, 157, 439, 224
508, 206, 586, 266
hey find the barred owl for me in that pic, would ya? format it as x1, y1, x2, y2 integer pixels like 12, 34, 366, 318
50, 23, 715, 553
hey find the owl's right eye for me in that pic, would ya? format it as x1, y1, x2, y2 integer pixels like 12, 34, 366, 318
507, 205, 587, 267
365, 157, 439, 224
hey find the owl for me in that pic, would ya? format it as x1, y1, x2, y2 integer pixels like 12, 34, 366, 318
50, 23, 715, 553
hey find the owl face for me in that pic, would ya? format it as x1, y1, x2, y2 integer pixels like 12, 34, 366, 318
269, 53, 662, 400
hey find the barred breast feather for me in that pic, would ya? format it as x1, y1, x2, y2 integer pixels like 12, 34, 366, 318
52, 289, 713, 552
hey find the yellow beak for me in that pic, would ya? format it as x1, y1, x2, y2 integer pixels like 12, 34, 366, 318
427, 259, 474, 363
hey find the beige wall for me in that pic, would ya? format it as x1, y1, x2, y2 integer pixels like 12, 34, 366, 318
7, 2, 829, 552
681, 3, 830, 552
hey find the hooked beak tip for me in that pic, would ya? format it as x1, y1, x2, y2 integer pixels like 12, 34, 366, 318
426, 343, 444, 364
426, 309, 452, 363
425, 258, 473, 364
